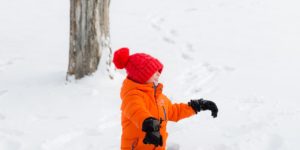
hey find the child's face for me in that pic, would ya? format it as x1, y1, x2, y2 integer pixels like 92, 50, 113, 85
146, 71, 161, 85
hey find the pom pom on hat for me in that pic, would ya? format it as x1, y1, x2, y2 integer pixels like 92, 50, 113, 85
113, 47, 130, 69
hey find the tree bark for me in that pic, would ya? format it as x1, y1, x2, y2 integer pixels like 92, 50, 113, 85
67, 0, 110, 79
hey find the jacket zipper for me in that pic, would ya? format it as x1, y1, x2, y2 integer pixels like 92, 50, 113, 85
154, 84, 167, 121
153, 84, 160, 119
131, 138, 138, 150
153, 84, 159, 150
162, 106, 167, 121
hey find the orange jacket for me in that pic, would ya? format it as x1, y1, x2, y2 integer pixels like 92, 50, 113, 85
120, 78, 195, 150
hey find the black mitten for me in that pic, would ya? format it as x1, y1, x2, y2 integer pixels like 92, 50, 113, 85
142, 117, 163, 147
188, 99, 218, 118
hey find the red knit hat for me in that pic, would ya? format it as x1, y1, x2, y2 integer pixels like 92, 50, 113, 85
113, 47, 163, 83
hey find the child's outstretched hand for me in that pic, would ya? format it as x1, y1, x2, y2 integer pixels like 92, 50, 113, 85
188, 99, 218, 118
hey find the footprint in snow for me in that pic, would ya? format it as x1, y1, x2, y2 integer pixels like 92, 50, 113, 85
149, 15, 199, 61
0, 57, 23, 71
223, 65, 235, 72
0, 113, 5, 120
0, 90, 8, 97
150, 16, 165, 31
162, 36, 176, 44
184, 8, 198, 12
0, 60, 13, 69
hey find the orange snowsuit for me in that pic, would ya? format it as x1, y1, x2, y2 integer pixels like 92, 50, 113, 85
120, 78, 196, 150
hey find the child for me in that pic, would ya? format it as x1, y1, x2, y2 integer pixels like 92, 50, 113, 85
113, 47, 218, 150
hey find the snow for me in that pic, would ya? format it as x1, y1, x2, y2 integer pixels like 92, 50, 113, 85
1, 0, 300, 149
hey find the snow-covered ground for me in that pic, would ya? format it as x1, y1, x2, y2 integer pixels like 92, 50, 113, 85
1, 0, 300, 149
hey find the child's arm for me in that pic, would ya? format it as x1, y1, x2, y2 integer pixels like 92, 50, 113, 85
121, 94, 153, 129
165, 97, 219, 122
165, 96, 196, 122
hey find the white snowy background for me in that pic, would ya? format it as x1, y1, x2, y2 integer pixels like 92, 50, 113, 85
1, 0, 300, 149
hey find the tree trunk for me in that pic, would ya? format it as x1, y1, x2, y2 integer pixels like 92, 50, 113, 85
67, 0, 110, 80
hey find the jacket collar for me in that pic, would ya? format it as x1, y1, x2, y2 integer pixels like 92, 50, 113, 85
121, 78, 163, 99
